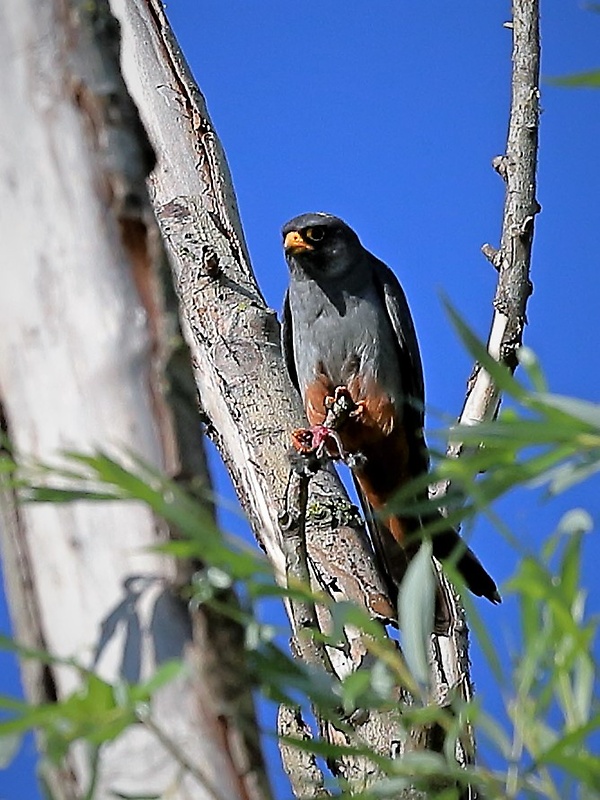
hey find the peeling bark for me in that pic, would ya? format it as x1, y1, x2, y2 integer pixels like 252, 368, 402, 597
0, 0, 268, 798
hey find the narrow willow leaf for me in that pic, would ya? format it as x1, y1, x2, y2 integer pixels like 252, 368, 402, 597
341, 669, 372, 711
538, 715, 600, 765
572, 654, 595, 727
541, 750, 600, 787
444, 301, 527, 401
559, 529, 585, 606
533, 393, 600, 430
517, 346, 548, 392
26, 487, 121, 502
548, 70, 600, 88
475, 710, 513, 758
398, 541, 435, 688
0, 733, 22, 768
369, 660, 395, 700
129, 661, 185, 702
459, 594, 504, 685
0, 635, 85, 673
278, 733, 388, 767
547, 458, 600, 495
390, 749, 446, 775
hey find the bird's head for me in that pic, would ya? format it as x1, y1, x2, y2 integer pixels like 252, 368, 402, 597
282, 212, 364, 280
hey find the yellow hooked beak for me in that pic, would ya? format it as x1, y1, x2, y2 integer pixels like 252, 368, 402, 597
284, 230, 314, 254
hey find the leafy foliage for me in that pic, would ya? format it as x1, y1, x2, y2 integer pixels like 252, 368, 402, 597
547, 4, 600, 89
549, 71, 600, 88
1, 335, 599, 798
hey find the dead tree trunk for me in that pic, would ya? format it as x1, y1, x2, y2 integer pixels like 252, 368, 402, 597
0, 1, 268, 799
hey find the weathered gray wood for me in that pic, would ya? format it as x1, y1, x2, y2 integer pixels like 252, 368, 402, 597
0, 1, 268, 798
110, 0, 397, 661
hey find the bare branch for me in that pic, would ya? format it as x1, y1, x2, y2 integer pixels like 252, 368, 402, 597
459, 0, 540, 435
281, 468, 337, 674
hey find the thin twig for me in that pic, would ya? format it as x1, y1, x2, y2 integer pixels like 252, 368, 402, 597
458, 0, 540, 439
429, 5, 540, 796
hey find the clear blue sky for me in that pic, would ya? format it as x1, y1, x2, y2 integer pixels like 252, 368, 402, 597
2, 2, 599, 797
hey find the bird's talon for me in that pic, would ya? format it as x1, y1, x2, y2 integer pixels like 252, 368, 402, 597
349, 400, 367, 420
333, 386, 354, 405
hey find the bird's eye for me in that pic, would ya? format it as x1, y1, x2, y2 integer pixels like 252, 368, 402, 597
305, 226, 326, 242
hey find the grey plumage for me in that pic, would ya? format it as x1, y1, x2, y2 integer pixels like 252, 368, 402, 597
282, 212, 427, 474
281, 212, 500, 605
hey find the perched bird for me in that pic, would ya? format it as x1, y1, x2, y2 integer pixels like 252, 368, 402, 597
281, 212, 500, 605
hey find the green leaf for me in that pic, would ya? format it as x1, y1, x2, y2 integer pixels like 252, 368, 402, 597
538, 716, 600, 765
26, 486, 122, 502
54, 452, 269, 581
572, 653, 595, 727
541, 749, 600, 787
517, 346, 548, 392
129, 660, 185, 703
278, 733, 388, 768
398, 541, 435, 688
369, 660, 395, 701
0, 457, 17, 474
444, 301, 527, 401
532, 393, 600, 430
558, 528, 585, 606
475, 709, 513, 758
341, 669, 373, 712
544, 457, 600, 495
0, 733, 22, 768
548, 70, 600, 88
460, 593, 505, 685
0, 635, 84, 673
327, 600, 389, 642
390, 749, 446, 775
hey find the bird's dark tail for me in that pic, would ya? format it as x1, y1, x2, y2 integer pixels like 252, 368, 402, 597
428, 524, 501, 605
352, 476, 501, 608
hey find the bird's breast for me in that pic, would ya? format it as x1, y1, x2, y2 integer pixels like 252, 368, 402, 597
289, 280, 404, 416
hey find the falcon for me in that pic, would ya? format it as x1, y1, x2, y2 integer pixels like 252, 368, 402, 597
281, 212, 500, 604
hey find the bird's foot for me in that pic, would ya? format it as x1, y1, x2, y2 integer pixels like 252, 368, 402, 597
349, 399, 366, 420
291, 424, 353, 463
292, 386, 366, 468
323, 386, 362, 430
332, 386, 366, 420
291, 424, 340, 457
333, 385, 354, 406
